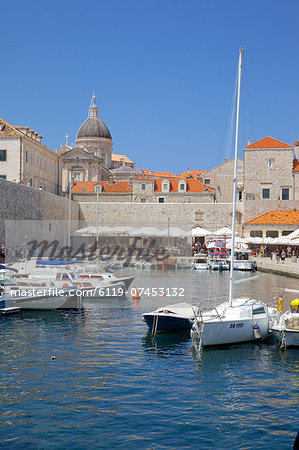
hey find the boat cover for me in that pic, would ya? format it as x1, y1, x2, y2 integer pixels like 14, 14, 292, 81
154, 302, 195, 318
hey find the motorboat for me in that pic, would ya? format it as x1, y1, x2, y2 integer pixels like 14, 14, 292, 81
191, 48, 278, 348
208, 258, 229, 271
74, 265, 134, 290
28, 269, 126, 299
176, 257, 193, 269
270, 290, 299, 348
0, 269, 81, 310
233, 250, 257, 271
142, 302, 196, 333
192, 254, 209, 270
7, 260, 130, 297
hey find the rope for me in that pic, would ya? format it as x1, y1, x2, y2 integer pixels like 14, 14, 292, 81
152, 313, 159, 338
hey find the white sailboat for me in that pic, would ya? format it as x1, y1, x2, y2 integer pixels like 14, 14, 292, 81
191, 47, 278, 347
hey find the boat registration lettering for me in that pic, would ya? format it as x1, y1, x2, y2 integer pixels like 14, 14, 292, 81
229, 323, 244, 328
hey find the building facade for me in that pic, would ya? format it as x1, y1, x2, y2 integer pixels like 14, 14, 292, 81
242, 137, 297, 222
72, 178, 215, 204
0, 118, 61, 194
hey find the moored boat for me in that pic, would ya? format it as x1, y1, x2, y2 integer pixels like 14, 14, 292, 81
143, 302, 195, 333
191, 48, 278, 349
233, 250, 257, 271
192, 298, 278, 346
271, 293, 299, 348
193, 254, 209, 270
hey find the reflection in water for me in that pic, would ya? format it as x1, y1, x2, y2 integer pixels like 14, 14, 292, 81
142, 329, 191, 355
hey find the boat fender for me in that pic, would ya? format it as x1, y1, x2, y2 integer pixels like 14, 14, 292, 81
62, 283, 69, 288
278, 296, 284, 312
253, 324, 261, 339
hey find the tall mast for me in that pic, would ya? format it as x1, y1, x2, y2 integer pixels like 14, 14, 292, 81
229, 46, 243, 307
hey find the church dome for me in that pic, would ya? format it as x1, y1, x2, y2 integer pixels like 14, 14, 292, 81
76, 93, 112, 140
77, 117, 111, 140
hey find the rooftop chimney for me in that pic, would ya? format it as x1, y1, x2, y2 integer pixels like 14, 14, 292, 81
247, 138, 251, 146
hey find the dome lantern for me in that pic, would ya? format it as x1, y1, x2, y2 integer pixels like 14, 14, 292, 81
89, 92, 99, 118
76, 92, 112, 141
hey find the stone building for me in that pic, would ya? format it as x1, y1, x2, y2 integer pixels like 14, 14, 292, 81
72, 177, 215, 204
242, 137, 298, 222
109, 164, 140, 181
111, 154, 135, 169
243, 210, 299, 239
198, 158, 243, 203
0, 118, 61, 194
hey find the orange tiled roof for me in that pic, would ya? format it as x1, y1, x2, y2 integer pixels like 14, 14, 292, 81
244, 136, 292, 149
177, 169, 207, 178
154, 178, 213, 193
293, 160, 299, 172
137, 169, 178, 178
72, 181, 132, 193
111, 154, 134, 163
245, 210, 299, 225
72, 178, 213, 194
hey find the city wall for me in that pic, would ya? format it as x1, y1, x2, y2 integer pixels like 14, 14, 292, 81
78, 201, 242, 233
0, 178, 79, 246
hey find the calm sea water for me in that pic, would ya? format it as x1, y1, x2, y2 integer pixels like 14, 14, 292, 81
0, 268, 298, 449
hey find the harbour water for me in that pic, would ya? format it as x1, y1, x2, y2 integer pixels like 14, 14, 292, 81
0, 268, 298, 449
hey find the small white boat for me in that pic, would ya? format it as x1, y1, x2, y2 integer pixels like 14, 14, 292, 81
271, 292, 299, 348
193, 254, 209, 270
233, 250, 257, 271
192, 298, 278, 347
143, 302, 196, 333
208, 258, 229, 271
142, 261, 157, 269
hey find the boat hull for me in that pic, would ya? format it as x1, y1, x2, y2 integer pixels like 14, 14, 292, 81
271, 328, 299, 347
143, 313, 193, 332
193, 263, 209, 270
233, 261, 256, 271
9, 294, 67, 310
196, 317, 270, 346
110, 276, 134, 290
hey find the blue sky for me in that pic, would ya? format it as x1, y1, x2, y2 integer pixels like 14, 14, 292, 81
1, 0, 298, 173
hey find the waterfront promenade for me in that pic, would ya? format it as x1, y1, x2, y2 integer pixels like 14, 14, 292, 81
254, 257, 299, 279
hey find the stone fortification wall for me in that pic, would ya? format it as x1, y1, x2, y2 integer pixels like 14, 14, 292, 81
78, 201, 243, 234
0, 178, 79, 244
